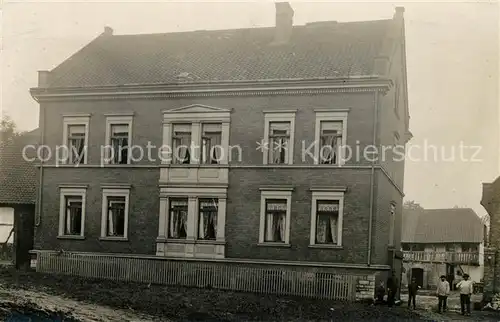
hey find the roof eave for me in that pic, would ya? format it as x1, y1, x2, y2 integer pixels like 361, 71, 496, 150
30, 76, 393, 101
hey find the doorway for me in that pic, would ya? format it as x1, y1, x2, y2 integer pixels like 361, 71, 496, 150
411, 268, 424, 288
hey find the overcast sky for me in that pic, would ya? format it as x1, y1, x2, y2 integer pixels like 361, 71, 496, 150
1, 0, 498, 218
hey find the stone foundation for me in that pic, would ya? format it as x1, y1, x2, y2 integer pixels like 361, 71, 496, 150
356, 274, 376, 301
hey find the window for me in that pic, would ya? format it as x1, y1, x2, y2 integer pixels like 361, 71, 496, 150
105, 115, 133, 165
168, 198, 188, 239
263, 111, 296, 165
309, 190, 344, 247
259, 189, 292, 245
198, 199, 218, 240
319, 121, 342, 164
172, 124, 192, 164
389, 203, 396, 246
413, 244, 425, 251
162, 104, 231, 165
67, 125, 86, 164
461, 244, 478, 252
62, 115, 89, 165
314, 200, 339, 244
313, 110, 348, 165
64, 196, 83, 235
58, 187, 86, 238
201, 124, 222, 164
268, 122, 290, 164
101, 187, 130, 240
264, 199, 287, 242
109, 124, 130, 164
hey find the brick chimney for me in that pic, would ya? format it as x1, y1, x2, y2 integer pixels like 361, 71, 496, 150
38, 71, 51, 88
103, 26, 113, 36
274, 2, 294, 43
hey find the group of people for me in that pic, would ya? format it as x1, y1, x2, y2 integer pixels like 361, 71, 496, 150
376, 271, 475, 316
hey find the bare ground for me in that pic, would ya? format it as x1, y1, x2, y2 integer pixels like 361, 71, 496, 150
0, 267, 440, 321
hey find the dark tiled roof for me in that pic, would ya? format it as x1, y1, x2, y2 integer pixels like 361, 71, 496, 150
402, 208, 484, 244
0, 129, 39, 205
46, 19, 392, 88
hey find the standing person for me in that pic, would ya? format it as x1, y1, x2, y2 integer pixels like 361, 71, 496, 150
387, 270, 399, 307
436, 275, 450, 313
456, 273, 473, 316
407, 277, 419, 309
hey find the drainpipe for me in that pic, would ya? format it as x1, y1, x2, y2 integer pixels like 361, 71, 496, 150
32, 71, 48, 227
367, 90, 380, 266
35, 105, 45, 227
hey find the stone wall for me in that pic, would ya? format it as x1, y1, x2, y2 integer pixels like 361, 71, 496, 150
356, 274, 376, 301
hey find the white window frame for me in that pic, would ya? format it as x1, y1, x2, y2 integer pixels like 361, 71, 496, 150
62, 115, 90, 165
104, 114, 133, 165
159, 186, 227, 242
309, 191, 344, 247
100, 187, 130, 240
389, 202, 396, 247
162, 105, 231, 165
263, 111, 296, 165
313, 110, 348, 166
58, 186, 87, 238
258, 189, 292, 245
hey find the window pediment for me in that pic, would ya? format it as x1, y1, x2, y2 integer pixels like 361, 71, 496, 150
163, 104, 231, 123
163, 104, 231, 114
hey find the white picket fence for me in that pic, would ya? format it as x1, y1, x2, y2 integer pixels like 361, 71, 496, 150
35, 252, 358, 301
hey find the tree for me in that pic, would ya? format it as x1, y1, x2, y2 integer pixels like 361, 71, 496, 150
403, 200, 424, 210
0, 114, 23, 146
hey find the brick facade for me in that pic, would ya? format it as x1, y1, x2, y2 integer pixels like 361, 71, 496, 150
35, 89, 406, 268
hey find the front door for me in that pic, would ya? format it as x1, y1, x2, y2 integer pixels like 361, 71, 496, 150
411, 268, 424, 288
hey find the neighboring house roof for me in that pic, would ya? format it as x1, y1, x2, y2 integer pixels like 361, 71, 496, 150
402, 208, 484, 244
44, 19, 393, 88
0, 129, 39, 205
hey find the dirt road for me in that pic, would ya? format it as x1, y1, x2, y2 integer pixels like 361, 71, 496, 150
0, 285, 159, 322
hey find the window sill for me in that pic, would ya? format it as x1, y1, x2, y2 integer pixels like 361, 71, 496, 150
308, 244, 343, 249
196, 239, 225, 245
163, 163, 229, 168
257, 243, 291, 248
156, 238, 225, 245
57, 235, 85, 240
99, 237, 128, 242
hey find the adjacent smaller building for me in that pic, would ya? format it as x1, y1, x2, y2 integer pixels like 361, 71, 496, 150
0, 129, 39, 268
402, 208, 485, 289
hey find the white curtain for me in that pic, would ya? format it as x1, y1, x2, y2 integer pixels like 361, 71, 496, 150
108, 207, 115, 236
65, 200, 80, 235
316, 218, 327, 243
180, 210, 187, 235
329, 216, 337, 243
278, 213, 286, 241
265, 213, 274, 241
198, 212, 205, 239
210, 133, 222, 163
169, 211, 177, 238
169, 208, 187, 238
